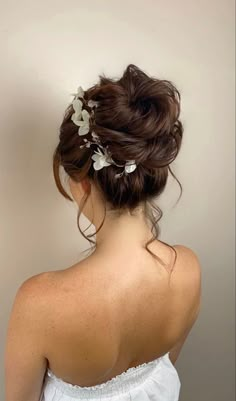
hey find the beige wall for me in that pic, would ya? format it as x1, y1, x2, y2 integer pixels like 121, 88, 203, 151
0, 1, 235, 400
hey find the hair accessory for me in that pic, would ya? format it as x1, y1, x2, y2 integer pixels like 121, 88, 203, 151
71, 86, 137, 178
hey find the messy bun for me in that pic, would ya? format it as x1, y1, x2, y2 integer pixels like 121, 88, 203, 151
53, 64, 183, 272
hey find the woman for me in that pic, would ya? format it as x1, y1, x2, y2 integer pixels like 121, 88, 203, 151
5, 64, 201, 401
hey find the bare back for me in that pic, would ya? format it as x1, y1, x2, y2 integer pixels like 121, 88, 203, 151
42, 242, 201, 387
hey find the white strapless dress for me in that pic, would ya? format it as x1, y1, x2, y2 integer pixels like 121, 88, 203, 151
40, 352, 181, 400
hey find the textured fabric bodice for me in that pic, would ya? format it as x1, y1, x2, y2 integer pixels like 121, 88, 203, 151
40, 352, 181, 400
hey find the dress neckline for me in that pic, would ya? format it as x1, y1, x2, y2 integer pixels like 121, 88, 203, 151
46, 352, 172, 390
43, 353, 181, 399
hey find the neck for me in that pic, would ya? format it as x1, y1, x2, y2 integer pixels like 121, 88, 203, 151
92, 205, 153, 255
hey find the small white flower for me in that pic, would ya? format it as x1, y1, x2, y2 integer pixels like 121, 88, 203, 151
76, 109, 90, 136
125, 160, 137, 174
71, 99, 83, 125
91, 148, 113, 170
79, 138, 92, 148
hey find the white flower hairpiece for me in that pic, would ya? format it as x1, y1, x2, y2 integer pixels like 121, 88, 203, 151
71, 86, 137, 178
91, 147, 113, 170
71, 87, 91, 136
114, 160, 137, 178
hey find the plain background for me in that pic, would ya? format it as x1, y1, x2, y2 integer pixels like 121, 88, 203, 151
0, 1, 235, 400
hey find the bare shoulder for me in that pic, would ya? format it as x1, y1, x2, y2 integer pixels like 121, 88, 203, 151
173, 244, 202, 316
11, 271, 61, 320
17, 271, 59, 298
173, 244, 201, 261
173, 244, 201, 281
6, 272, 59, 352
167, 245, 202, 363
15, 258, 93, 309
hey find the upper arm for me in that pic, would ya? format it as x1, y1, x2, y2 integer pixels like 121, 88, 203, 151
4, 273, 50, 401
169, 246, 202, 365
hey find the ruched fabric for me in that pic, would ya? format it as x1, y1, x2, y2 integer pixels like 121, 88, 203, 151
40, 352, 181, 401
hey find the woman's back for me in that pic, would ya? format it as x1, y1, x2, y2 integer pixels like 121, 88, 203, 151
40, 241, 201, 391
5, 64, 201, 401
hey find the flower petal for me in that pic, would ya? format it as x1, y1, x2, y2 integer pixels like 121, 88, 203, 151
93, 148, 104, 157
93, 159, 105, 170
75, 120, 85, 126
81, 109, 90, 122
76, 86, 84, 98
125, 162, 137, 173
72, 99, 83, 114
91, 154, 99, 162
99, 156, 112, 167
78, 124, 90, 136
71, 113, 82, 126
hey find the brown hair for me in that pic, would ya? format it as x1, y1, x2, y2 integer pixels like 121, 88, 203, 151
53, 64, 183, 275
